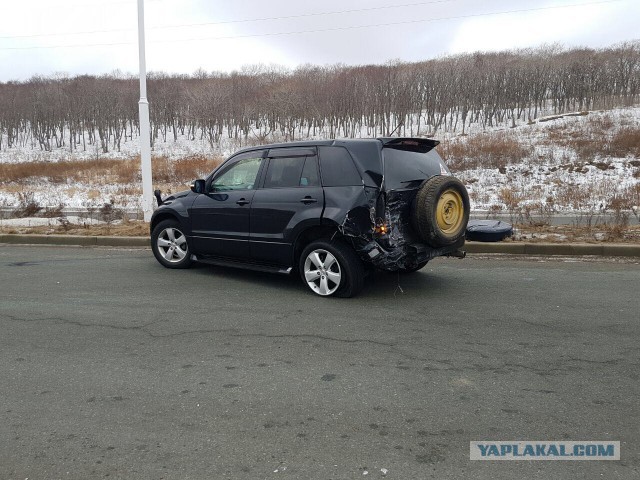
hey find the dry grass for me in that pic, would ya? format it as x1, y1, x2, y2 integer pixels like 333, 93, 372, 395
610, 128, 640, 157
438, 132, 532, 171
512, 223, 640, 244
487, 179, 638, 230
0, 158, 136, 184
498, 187, 525, 221
0, 221, 149, 236
555, 183, 594, 212
13, 192, 43, 217
543, 117, 640, 162
625, 183, 640, 209
0, 155, 223, 186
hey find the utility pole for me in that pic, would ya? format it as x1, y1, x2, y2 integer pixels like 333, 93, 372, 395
137, 0, 153, 222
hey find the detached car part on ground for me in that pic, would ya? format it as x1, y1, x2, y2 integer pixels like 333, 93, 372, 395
150, 138, 469, 297
465, 220, 514, 242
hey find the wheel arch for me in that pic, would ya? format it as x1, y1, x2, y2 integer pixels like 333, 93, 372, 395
150, 211, 185, 235
292, 224, 342, 267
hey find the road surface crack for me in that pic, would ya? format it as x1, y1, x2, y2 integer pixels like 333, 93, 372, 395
231, 332, 395, 347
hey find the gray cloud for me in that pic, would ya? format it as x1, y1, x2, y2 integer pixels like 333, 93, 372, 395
0, 0, 637, 80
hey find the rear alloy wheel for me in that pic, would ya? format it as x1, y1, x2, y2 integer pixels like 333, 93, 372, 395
300, 240, 364, 298
151, 220, 192, 269
304, 249, 341, 296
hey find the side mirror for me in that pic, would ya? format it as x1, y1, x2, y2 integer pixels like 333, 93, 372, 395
190, 179, 205, 194
153, 189, 164, 206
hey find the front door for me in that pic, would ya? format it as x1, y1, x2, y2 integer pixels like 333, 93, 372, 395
190, 152, 265, 258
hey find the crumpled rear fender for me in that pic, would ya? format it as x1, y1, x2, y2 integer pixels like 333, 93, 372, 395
323, 180, 463, 271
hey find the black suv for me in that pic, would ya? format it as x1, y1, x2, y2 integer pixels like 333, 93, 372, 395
150, 138, 469, 297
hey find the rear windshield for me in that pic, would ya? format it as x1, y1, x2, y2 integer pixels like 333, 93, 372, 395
383, 148, 446, 189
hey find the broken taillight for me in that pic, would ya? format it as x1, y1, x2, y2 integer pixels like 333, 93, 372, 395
374, 223, 388, 236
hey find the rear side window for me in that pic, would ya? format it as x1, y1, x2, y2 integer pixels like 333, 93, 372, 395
318, 146, 362, 187
263, 155, 320, 188
300, 156, 320, 187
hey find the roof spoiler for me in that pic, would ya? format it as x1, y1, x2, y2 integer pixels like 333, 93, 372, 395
378, 137, 440, 153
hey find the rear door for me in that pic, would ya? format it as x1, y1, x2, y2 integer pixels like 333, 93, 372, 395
190, 151, 265, 258
250, 147, 324, 265
317, 145, 366, 230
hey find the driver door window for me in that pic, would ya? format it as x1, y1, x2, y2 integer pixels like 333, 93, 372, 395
211, 157, 262, 192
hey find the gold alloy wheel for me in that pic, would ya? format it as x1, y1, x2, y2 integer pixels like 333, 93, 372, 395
436, 188, 465, 236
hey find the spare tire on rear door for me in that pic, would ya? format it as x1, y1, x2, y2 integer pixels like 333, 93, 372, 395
411, 175, 470, 248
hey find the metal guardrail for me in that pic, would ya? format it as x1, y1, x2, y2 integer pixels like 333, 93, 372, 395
0, 207, 144, 221
1, 234, 639, 257
2, 207, 637, 226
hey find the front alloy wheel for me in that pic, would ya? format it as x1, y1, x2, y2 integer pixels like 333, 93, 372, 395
157, 227, 188, 263
151, 219, 192, 269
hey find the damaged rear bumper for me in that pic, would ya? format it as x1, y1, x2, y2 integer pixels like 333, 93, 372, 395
356, 237, 466, 271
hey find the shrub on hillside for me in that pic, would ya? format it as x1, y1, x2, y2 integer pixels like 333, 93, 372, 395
14, 192, 42, 217
609, 128, 640, 157
439, 133, 532, 171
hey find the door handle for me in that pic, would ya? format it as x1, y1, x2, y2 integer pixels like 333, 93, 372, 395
300, 196, 317, 204
236, 198, 250, 206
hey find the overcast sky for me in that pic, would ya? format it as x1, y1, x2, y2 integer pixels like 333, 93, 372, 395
1, 0, 638, 81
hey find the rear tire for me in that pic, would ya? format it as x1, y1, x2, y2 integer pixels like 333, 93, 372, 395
412, 176, 469, 248
151, 219, 192, 269
299, 240, 364, 298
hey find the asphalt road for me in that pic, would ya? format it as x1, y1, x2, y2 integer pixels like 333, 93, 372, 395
1, 246, 639, 480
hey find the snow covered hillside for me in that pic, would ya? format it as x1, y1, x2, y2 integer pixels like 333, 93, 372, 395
0, 106, 638, 217
440, 107, 640, 215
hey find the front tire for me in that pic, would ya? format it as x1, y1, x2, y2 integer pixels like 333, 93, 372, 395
151, 219, 192, 269
299, 240, 364, 298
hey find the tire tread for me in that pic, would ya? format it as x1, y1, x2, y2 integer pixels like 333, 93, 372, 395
411, 176, 469, 248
